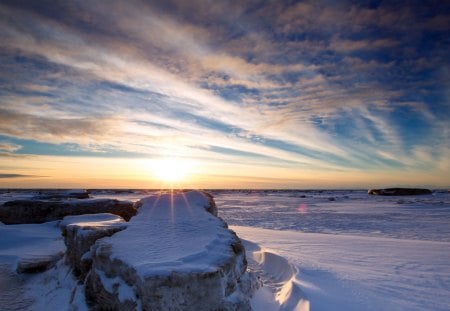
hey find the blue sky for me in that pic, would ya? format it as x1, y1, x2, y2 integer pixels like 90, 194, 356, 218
0, 0, 449, 188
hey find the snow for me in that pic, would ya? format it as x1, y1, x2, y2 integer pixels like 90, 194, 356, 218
213, 190, 450, 241
243, 239, 309, 311
0, 189, 449, 310
24, 261, 84, 311
0, 221, 64, 266
100, 190, 238, 277
60, 213, 126, 232
211, 190, 450, 311
234, 226, 450, 311
0, 221, 74, 311
95, 268, 136, 303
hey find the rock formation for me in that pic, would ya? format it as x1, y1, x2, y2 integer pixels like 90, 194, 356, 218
1, 191, 255, 309
60, 213, 128, 279
0, 199, 136, 224
85, 191, 254, 310
368, 188, 432, 196
33, 189, 90, 200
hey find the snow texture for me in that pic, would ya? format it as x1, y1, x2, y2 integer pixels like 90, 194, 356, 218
1, 189, 449, 311
87, 190, 252, 310
234, 225, 450, 311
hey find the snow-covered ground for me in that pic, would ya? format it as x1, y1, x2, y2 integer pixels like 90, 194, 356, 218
0, 189, 449, 310
214, 190, 450, 310
235, 226, 450, 311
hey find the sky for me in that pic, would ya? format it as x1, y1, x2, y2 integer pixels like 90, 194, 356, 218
0, 0, 449, 189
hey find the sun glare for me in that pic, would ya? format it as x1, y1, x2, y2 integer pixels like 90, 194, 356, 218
150, 158, 194, 183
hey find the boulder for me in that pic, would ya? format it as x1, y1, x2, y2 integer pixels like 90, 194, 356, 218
0, 199, 136, 224
368, 188, 432, 196
60, 214, 128, 279
85, 191, 254, 310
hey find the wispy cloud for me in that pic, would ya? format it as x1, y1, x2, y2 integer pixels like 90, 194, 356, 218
0, 0, 449, 187
0, 142, 21, 152
0, 173, 46, 178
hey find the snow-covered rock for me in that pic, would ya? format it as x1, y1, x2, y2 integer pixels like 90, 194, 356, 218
60, 214, 127, 279
86, 191, 253, 310
0, 221, 65, 274
0, 199, 136, 224
16, 253, 64, 273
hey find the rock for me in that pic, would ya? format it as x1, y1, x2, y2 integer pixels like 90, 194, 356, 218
60, 214, 128, 279
16, 253, 63, 273
368, 188, 432, 196
33, 189, 90, 200
0, 199, 136, 224
85, 191, 253, 310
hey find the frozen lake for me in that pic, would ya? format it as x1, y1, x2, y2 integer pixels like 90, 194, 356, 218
212, 190, 450, 241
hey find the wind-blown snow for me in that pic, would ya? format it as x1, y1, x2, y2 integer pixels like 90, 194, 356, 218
1, 189, 449, 310
99, 191, 238, 277
0, 221, 67, 310
212, 190, 450, 311
0, 221, 64, 266
243, 239, 309, 311
234, 225, 450, 311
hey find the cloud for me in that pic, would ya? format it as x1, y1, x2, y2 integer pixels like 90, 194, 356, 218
0, 173, 46, 178
330, 38, 399, 53
0, 142, 21, 152
0, 0, 448, 186
0, 108, 117, 144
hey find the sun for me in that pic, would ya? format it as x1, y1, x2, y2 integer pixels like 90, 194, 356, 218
150, 158, 194, 183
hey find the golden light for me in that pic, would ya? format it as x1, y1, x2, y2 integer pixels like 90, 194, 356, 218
149, 158, 195, 183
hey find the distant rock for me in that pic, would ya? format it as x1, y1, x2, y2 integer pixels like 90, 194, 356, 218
0, 199, 136, 224
33, 189, 90, 200
85, 191, 254, 310
368, 188, 432, 196
60, 214, 128, 279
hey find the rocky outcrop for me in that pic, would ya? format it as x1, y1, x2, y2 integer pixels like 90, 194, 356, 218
368, 188, 432, 196
0, 199, 136, 224
33, 189, 90, 200
60, 214, 127, 279
85, 191, 254, 310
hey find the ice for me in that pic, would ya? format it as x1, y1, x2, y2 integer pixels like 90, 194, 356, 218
213, 190, 450, 241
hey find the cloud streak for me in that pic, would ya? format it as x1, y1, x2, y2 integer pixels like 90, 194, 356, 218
0, 174, 46, 178
0, 0, 449, 187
